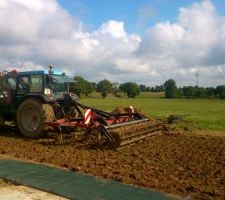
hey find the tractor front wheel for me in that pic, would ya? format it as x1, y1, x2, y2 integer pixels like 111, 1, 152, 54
17, 99, 55, 138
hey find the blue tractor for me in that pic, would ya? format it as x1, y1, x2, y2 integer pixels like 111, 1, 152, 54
0, 66, 163, 147
0, 66, 78, 138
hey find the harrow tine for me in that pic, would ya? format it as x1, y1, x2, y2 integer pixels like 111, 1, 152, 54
105, 119, 148, 129
100, 126, 116, 143
98, 120, 163, 148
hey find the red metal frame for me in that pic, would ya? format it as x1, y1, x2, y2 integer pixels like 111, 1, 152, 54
45, 113, 134, 129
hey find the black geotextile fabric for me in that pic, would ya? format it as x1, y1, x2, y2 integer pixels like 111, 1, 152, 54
0, 159, 174, 200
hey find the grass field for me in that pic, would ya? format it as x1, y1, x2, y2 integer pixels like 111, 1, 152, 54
81, 93, 225, 130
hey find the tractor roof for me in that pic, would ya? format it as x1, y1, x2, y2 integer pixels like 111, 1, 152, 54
19, 70, 59, 75
19, 70, 75, 83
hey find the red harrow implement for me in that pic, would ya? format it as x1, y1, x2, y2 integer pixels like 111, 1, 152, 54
45, 102, 163, 147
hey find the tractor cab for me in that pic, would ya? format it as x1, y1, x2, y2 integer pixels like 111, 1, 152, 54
0, 67, 76, 122
17, 70, 75, 100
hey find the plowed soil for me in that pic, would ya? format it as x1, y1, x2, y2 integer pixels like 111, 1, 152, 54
0, 130, 224, 200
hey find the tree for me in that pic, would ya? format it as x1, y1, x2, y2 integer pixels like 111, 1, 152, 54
83, 80, 95, 97
139, 84, 147, 92
71, 76, 94, 97
194, 87, 206, 98
205, 87, 215, 98
97, 79, 113, 98
182, 86, 195, 98
163, 79, 177, 98
150, 87, 155, 92
91, 82, 97, 90
112, 82, 121, 97
119, 82, 140, 98
149, 85, 164, 92
146, 86, 151, 92
176, 88, 183, 98
155, 85, 161, 92
215, 85, 225, 99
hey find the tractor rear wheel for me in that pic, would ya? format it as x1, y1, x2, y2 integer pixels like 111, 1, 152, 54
0, 115, 4, 131
17, 98, 55, 138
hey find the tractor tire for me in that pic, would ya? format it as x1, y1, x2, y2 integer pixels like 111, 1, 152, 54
0, 115, 4, 131
42, 104, 55, 122
17, 98, 55, 138
0, 102, 4, 131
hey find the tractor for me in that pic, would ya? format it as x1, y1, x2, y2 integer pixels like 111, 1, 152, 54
0, 66, 163, 147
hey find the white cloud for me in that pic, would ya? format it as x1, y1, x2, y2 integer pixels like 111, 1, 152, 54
137, 0, 225, 86
99, 20, 126, 39
115, 58, 149, 73
0, 0, 224, 86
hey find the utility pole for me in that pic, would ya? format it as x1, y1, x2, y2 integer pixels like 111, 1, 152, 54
196, 71, 199, 87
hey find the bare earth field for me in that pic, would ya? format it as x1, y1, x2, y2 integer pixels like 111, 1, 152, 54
0, 131, 224, 200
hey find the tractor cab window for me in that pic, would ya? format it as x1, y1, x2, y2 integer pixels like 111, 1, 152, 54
1, 76, 17, 105
30, 75, 43, 93
2, 77, 17, 91
17, 76, 29, 95
46, 75, 65, 99
2, 77, 16, 92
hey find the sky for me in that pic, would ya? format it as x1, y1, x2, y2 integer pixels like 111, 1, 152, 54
0, 0, 225, 87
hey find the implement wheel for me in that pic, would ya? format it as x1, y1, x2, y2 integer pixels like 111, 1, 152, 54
17, 98, 55, 138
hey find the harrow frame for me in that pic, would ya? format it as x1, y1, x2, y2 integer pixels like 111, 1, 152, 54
45, 102, 162, 147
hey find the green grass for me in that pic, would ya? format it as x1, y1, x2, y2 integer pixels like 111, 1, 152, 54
81, 96, 225, 131
138, 92, 164, 99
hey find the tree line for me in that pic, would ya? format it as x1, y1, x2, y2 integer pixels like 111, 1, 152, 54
139, 84, 164, 92
164, 79, 225, 99
70, 76, 225, 99
70, 76, 142, 98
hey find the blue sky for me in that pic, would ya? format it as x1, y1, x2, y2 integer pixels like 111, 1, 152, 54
59, 0, 225, 33
0, 0, 225, 86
